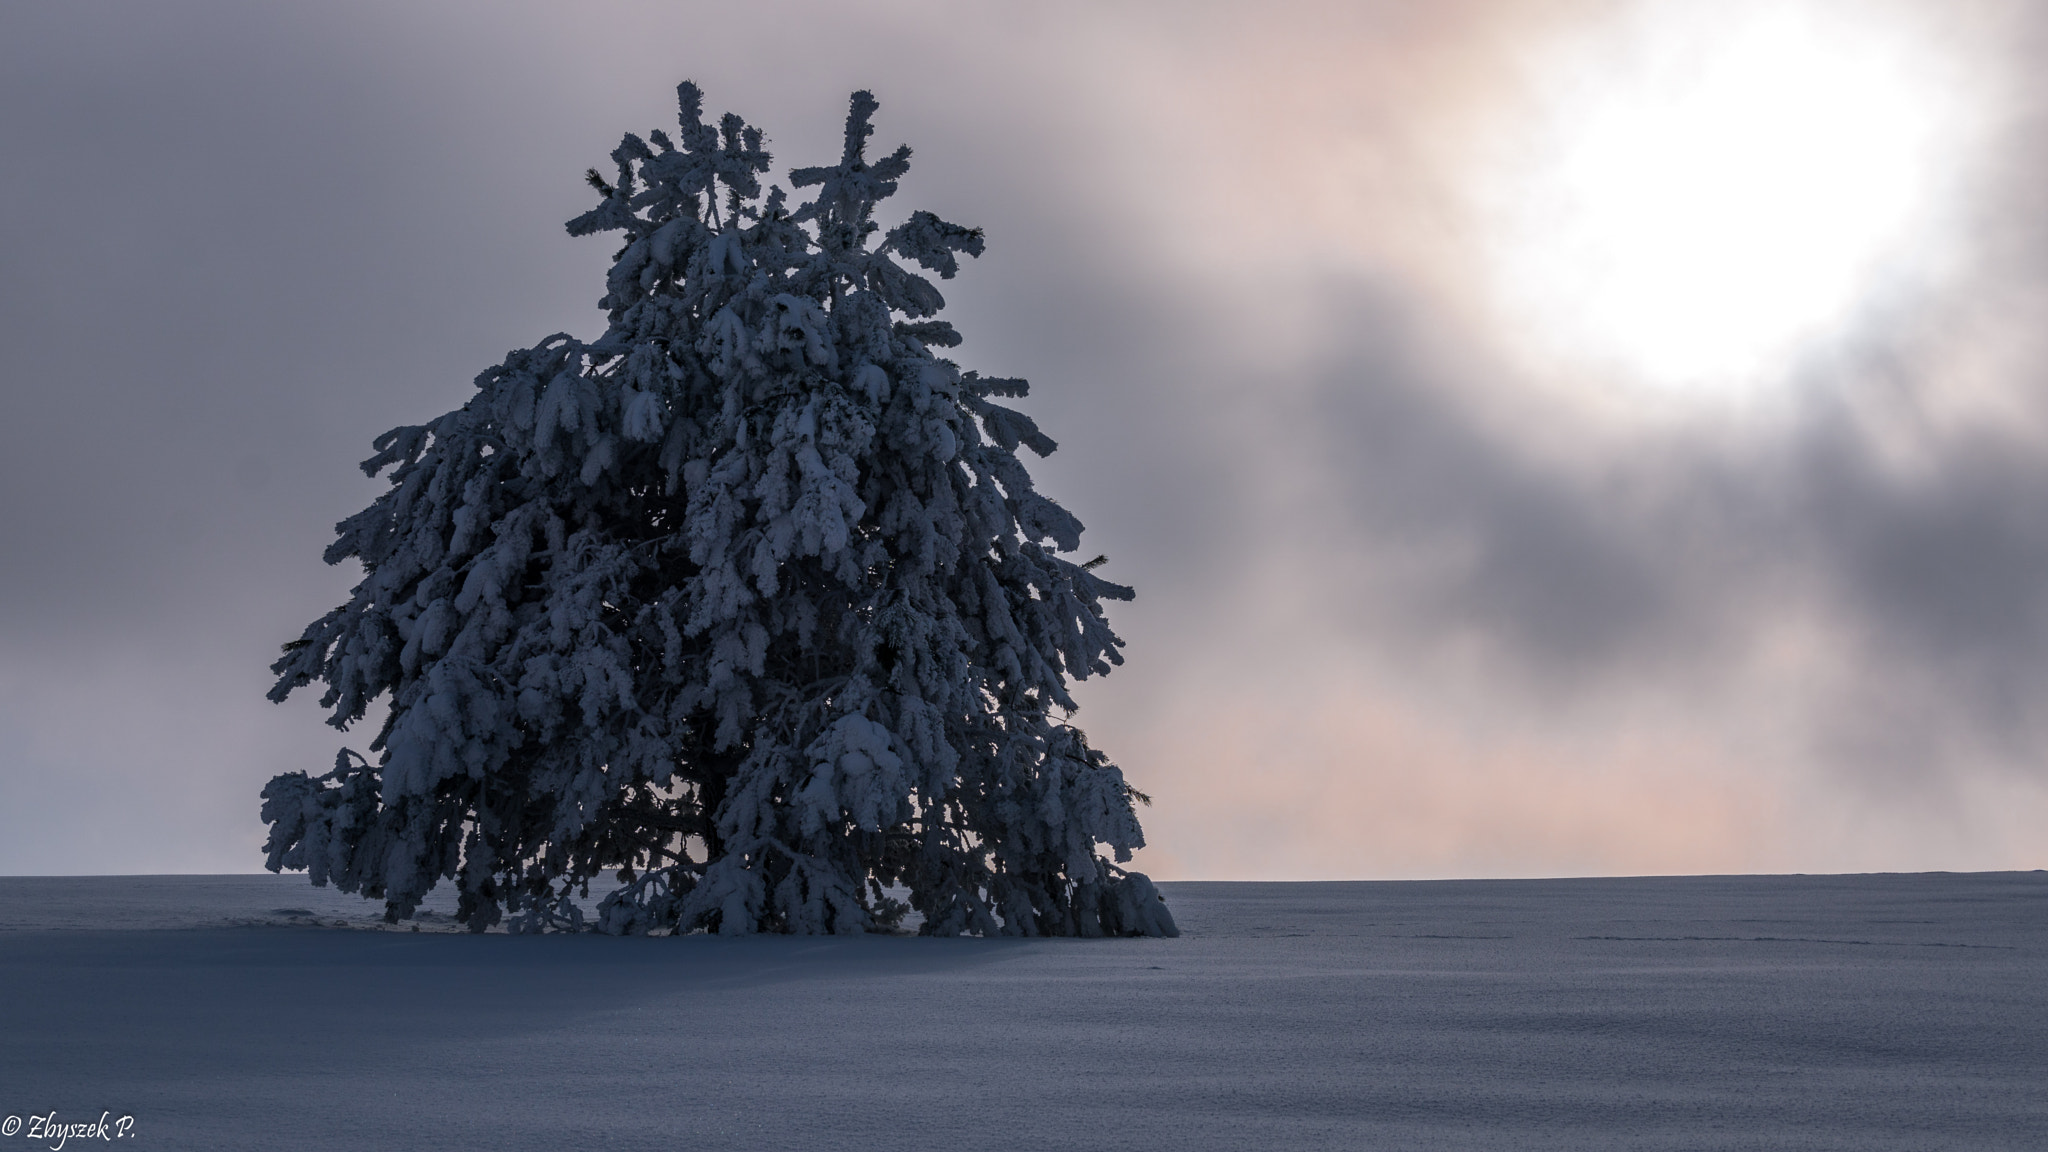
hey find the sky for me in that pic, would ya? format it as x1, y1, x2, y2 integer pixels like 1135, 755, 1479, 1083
4, 0, 2047, 879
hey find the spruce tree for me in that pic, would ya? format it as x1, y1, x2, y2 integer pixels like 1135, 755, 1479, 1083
260, 83, 1176, 937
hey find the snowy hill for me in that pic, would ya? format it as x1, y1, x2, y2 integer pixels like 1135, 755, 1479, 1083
2, 873, 2043, 1149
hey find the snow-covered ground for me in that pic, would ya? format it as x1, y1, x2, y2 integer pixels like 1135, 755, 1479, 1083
1, 872, 2042, 1150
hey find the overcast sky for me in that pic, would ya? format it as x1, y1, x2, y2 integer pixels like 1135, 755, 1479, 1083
5, 0, 2047, 878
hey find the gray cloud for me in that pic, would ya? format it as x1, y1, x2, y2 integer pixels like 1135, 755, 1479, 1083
1283, 265, 2048, 799
4, 0, 2045, 877
1299, 285, 1691, 683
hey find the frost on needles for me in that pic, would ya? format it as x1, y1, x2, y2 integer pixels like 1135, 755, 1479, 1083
260, 84, 1176, 938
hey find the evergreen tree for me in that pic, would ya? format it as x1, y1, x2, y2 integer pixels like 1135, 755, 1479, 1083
260, 83, 1176, 937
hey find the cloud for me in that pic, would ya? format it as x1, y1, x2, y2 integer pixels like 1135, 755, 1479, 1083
1066, 0, 2048, 875
4, 0, 2046, 878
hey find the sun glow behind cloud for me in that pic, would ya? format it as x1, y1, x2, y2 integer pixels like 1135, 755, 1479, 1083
1472, 1, 1982, 401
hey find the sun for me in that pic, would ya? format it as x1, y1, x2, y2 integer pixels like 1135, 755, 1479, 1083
1474, 0, 1980, 400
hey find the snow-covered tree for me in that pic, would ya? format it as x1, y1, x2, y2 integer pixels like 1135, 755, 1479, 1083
260, 84, 1176, 938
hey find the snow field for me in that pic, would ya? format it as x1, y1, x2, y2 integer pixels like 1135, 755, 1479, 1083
1, 871, 2043, 1150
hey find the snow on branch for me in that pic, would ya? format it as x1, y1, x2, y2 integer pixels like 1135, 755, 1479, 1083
261, 82, 1173, 940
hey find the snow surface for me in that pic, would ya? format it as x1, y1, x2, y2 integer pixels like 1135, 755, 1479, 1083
2, 872, 2043, 1150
